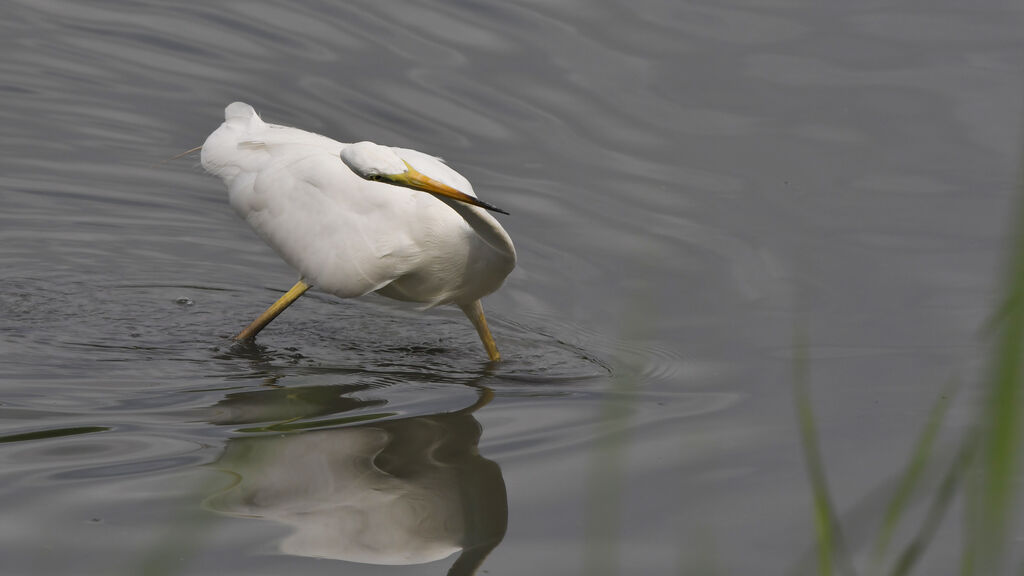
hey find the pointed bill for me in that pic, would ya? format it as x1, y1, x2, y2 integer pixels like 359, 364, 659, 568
388, 161, 510, 215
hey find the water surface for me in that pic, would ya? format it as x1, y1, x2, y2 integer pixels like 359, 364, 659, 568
1, 1, 1022, 574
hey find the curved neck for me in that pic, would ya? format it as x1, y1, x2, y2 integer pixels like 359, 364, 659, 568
438, 197, 517, 262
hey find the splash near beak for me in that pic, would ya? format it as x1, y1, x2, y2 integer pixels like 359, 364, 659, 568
389, 161, 510, 215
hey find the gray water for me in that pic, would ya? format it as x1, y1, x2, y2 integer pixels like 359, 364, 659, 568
2, 1, 1022, 574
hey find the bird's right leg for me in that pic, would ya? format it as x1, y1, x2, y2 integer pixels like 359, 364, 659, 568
459, 300, 501, 362
234, 279, 311, 340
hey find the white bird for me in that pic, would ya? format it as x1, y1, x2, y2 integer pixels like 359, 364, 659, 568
200, 102, 516, 361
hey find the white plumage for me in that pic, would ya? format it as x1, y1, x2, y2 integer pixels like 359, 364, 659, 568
201, 102, 516, 360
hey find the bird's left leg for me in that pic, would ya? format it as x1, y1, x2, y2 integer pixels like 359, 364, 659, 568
458, 300, 501, 362
234, 279, 311, 340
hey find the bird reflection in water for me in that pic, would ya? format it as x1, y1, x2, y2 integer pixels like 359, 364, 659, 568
205, 383, 506, 575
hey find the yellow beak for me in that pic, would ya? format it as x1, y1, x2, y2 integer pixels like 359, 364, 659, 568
388, 161, 509, 215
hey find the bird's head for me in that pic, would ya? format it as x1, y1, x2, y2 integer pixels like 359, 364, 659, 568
340, 142, 508, 215
339, 141, 407, 181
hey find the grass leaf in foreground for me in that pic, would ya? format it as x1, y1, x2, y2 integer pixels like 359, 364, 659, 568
792, 326, 857, 576
871, 381, 957, 571
964, 142, 1024, 575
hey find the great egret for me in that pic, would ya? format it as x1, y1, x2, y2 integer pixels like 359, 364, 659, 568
201, 102, 516, 361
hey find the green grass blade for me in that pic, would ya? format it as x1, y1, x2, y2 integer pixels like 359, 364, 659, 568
871, 381, 957, 569
792, 326, 857, 576
965, 142, 1024, 575
887, 434, 976, 576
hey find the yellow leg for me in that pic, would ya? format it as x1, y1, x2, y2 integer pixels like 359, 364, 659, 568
234, 280, 311, 340
459, 300, 501, 362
